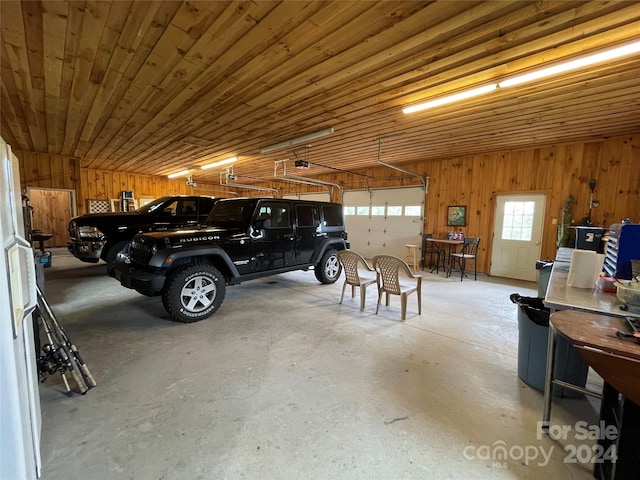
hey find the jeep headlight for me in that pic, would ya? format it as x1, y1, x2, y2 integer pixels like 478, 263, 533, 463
77, 226, 104, 240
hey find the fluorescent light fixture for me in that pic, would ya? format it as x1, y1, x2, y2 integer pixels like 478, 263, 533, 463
402, 84, 497, 114
200, 156, 237, 170
403, 39, 640, 114
167, 169, 191, 179
260, 128, 334, 153
500, 39, 640, 88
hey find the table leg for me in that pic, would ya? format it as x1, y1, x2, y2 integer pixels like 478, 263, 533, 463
542, 322, 558, 431
446, 245, 456, 277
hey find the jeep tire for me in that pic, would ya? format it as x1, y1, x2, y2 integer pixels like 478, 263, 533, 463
162, 264, 226, 323
314, 248, 341, 284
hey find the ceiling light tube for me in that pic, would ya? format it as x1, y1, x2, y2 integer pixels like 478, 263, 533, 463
402, 84, 497, 114
200, 156, 237, 170
167, 169, 191, 179
260, 128, 334, 153
499, 39, 640, 88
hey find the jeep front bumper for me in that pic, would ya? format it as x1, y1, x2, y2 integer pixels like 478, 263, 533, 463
67, 240, 104, 263
110, 259, 166, 297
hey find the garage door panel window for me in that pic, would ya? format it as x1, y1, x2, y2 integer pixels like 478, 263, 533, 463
357, 206, 370, 216
371, 206, 385, 216
405, 205, 421, 216
344, 206, 355, 216
387, 206, 402, 216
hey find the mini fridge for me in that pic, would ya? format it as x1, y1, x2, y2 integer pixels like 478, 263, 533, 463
0, 136, 41, 478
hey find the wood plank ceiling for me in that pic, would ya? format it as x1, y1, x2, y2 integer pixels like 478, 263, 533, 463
2, 0, 640, 185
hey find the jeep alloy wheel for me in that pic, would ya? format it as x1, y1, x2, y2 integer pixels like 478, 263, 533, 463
315, 249, 341, 284
162, 264, 226, 322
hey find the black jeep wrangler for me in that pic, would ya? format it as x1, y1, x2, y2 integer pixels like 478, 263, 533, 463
109, 197, 349, 322
68, 195, 218, 264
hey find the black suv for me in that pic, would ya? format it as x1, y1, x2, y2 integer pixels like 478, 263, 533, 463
109, 197, 349, 322
68, 195, 218, 264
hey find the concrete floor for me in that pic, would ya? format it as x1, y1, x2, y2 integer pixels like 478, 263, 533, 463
37, 248, 602, 480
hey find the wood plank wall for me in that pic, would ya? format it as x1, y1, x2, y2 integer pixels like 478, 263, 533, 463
16, 150, 198, 216
13, 134, 639, 271
259, 134, 640, 272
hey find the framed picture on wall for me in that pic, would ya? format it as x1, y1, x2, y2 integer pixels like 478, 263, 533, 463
447, 205, 467, 226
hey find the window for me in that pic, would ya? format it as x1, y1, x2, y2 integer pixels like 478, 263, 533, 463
259, 204, 290, 228
405, 205, 421, 216
387, 206, 402, 216
180, 200, 197, 215
198, 198, 217, 214
162, 200, 178, 216
502, 201, 534, 240
371, 206, 385, 216
357, 206, 370, 216
296, 205, 318, 227
208, 199, 255, 228
343, 206, 355, 216
322, 205, 343, 226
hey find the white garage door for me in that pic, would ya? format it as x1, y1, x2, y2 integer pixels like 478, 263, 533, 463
343, 187, 424, 259
283, 192, 331, 202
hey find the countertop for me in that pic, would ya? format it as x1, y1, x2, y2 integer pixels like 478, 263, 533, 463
544, 248, 638, 318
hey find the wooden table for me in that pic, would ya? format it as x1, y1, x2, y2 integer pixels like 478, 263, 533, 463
550, 310, 640, 480
550, 311, 640, 404
423, 238, 463, 273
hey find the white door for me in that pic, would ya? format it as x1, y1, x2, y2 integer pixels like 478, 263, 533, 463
490, 194, 546, 281
344, 188, 424, 259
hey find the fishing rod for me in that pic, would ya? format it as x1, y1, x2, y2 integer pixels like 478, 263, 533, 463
35, 287, 96, 395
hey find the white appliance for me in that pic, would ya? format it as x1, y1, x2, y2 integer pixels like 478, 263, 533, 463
0, 136, 41, 478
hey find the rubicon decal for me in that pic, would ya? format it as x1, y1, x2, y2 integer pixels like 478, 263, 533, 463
179, 236, 220, 243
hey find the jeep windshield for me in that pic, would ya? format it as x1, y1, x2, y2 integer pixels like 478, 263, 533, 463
205, 199, 256, 228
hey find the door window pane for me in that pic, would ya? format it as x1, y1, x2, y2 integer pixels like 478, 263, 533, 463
501, 201, 535, 240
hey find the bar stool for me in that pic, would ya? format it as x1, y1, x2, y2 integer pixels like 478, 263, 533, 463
404, 244, 420, 274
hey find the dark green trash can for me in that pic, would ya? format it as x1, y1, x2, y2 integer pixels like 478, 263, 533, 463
510, 294, 589, 398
